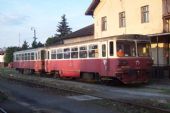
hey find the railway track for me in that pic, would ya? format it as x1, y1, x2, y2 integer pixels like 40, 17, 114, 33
1, 74, 170, 113
0, 108, 7, 113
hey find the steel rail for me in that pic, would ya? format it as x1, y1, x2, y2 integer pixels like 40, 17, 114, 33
0, 108, 7, 113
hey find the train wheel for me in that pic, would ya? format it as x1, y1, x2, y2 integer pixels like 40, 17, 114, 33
54, 71, 60, 79
80, 72, 99, 82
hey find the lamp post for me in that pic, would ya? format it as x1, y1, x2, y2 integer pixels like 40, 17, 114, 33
31, 27, 37, 40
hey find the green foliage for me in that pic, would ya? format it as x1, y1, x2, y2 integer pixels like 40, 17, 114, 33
4, 46, 21, 64
45, 36, 56, 46
31, 37, 44, 48
45, 14, 72, 46
37, 41, 44, 47
21, 40, 29, 50
31, 37, 38, 48
56, 14, 72, 38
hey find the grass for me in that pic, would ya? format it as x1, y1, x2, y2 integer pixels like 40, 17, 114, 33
0, 67, 18, 76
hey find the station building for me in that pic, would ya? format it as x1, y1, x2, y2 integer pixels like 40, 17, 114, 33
84, 0, 170, 78
64, 24, 94, 44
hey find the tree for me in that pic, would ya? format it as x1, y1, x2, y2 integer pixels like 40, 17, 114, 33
45, 14, 72, 46
4, 46, 21, 64
21, 40, 29, 50
37, 41, 44, 47
31, 37, 38, 48
56, 14, 72, 38
45, 36, 56, 46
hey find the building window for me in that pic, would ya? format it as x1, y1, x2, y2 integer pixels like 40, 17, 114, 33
101, 16, 107, 31
119, 12, 126, 27
141, 5, 149, 23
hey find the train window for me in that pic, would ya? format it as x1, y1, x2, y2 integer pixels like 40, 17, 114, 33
47, 51, 50, 59
109, 41, 114, 56
89, 44, 98, 58
38, 51, 41, 60
102, 44, 106, 57
22, 54, 25, 60
25, 53, 27, 60
117, 40, 136, 57
51, 50, 56, 59
79, 46, 87, 58
64, 48, 70, 59
35, 53, 38, 60
41, 50, 45, 60
18, 54, 21, 61
71, 47, 78, 59
57, 49, 63, 59
137, 41, 150, 57
16, 54, 19, 61
31, 52, 34, 60
28, 53, 30, 60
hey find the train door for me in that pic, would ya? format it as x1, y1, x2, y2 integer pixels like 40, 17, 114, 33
100, 41, 109, 76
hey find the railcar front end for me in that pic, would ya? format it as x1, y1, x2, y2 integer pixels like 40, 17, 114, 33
113, 37, 153, 84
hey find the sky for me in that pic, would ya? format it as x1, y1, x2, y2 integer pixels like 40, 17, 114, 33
0, 0, 93, 48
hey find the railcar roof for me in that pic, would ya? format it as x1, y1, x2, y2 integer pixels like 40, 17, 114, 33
46, 34, 150, 49
13, 34, 150, 53
13, 47, 44, 54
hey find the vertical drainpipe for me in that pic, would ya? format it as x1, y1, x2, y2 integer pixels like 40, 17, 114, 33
157, 36, 159, 66
156, 35, 160, 77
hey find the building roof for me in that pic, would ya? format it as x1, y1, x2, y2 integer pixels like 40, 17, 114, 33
85, 0, 100, 15
64, 24, 94, 39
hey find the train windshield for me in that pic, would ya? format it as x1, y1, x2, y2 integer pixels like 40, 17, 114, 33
137, 41, 151, 57
116, 40, 151, 57
117, 40, 136, 57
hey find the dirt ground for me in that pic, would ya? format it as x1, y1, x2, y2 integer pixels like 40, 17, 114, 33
1, 68, 170, 110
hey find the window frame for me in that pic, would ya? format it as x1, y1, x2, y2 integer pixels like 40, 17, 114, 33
141, 5, 149, 23
51, 49, 57, 59
64, 48, 71, 59
109, 41, 114, 57
31, 52, 35, 60
88, 44, 99, 58
57, 48, 63, 59
79, 45, 87, 58
101, 16, 107, 31
71, 47, 78, 59
119, 11, 126, 28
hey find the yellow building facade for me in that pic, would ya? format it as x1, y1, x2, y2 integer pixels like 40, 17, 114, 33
86, 0, 170, 67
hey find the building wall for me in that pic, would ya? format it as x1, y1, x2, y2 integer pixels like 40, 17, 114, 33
94, 0, 163, 39
64, 35, 94, 44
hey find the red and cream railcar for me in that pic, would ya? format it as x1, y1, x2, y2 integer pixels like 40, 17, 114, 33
13, 48, 45, 73
45, 34, 153, 84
